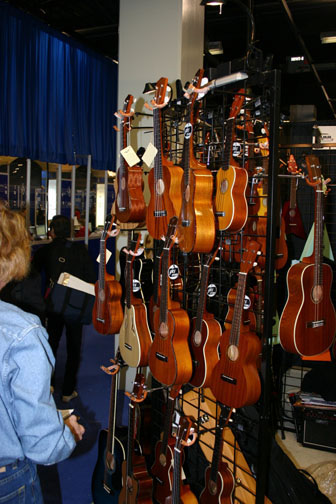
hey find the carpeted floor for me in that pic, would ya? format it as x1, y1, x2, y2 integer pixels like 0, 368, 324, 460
39, 323, 125, 504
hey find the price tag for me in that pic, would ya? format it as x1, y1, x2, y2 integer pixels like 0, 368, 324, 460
120, 146, 140, 167
243, 295, 251, 310
142, 142, 158, 167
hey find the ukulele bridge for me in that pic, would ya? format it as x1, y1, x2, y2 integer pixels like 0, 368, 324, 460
155, 352, 168, 362
307, 319, 325, 328
220, 374, 237, 385
154, 210, 167, 217
182, 219, 190, 227
96, 317, 105, 323
215, 211, 226, 217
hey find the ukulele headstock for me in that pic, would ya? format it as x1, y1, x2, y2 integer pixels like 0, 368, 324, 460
240, 240, 261, 274
125, 372, 147, 403
174, 415, 197, 449
163, 216, 178, 251
229, 89, 245, 119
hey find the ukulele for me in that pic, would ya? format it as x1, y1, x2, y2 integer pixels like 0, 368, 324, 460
177, 68, 215, 253
210, 241, 262, 408
189, 248, 222, 389
92, 214, 123, 335
279, 155, 336, 356
119, 233, 152, 367
253, 125, 288, 270
145, 78, 183, 240
282, 154, 306, 239
148, 216, 192, 387
119, 373, 153, 504
92, 350, 125, 503
114, 94, 146, 225
151, 385, 182, 504
199, 406, 235, 504
119, 231, 153, 306
164, 415, 198, 504
214, 90, 248, 232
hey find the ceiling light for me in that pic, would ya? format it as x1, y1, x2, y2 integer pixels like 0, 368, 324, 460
200, 0, 227, 14
208, 41, 223, 55
321, 32, 336, 44
200, 0, 226, 5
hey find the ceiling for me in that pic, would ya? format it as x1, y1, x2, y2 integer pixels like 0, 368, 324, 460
4, 0, 336, 121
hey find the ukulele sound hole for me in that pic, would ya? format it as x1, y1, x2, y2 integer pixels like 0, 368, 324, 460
220, 179, 228, 194
159, 453, 167, 466
209, 479, 218, 495
227, 344, 239, 361
159, 322, 169, 339
193, 330, 202, 347
156, 178, 165, 195
311, 284, 323, 303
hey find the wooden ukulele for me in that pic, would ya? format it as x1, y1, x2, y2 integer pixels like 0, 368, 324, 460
210, 241, 262, 408
164, 415, 198, 504
253, 125, 288, 270
145, 77, 183, 240
92, 214, 123, 335
199, 406, 235, 504
189, 248, 222, 388
177, 68, 215, 253
151, 385, 182, 504
119, 373, 153, 504
92, 350, 125, 503
282, 154, 306, 239
114, 94, 146, 226
148, 217, 192, 387
119, 233, 152, 367
214, 90, 248, 232
279, 155, 336, 356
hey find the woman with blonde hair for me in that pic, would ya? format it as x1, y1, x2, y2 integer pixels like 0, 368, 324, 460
0, 201, 85, 503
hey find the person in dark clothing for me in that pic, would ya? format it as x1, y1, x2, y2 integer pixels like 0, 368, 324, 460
33, 215, 96, 402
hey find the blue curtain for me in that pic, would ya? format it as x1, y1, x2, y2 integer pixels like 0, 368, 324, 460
0, 2, 118, 170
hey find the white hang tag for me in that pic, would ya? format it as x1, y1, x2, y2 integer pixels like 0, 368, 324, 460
142, 142, 158, 167
120, 146, 140, 167
96, 249, 112, 264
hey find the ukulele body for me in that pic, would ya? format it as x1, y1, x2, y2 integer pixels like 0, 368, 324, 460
279, 261, 336, 356
151, 437, 175, 504
92, 274, 123, 335
189, 314, 221, 388
178, 168, 215, 253
91, 429, 125, 503
118, 455, 153, 504
116, 164, 146, 224
149, 306, 192, 387
210, 328, 262, 408
146, 163, 182, 240
199, 461, 234, 504
119, 302, 152, 367
215, 164, 248, 232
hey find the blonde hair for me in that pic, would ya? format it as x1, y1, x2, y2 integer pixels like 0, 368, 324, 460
0, 201, 31, 288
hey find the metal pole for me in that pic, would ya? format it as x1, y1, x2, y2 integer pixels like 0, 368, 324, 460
71, 165, 76, 239
56, 164, 62, 214
85, 155, 92, 245
256, 68, 281, 503
25, 158, 31, 228
104, 169, 108, 219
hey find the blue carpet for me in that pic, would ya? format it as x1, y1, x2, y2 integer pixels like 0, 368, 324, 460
40, 324, 126, 504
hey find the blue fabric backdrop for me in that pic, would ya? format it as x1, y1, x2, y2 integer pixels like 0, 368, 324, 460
0, 2, 118, 170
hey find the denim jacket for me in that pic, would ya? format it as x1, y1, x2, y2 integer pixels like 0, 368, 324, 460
0, 300, 76, 466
